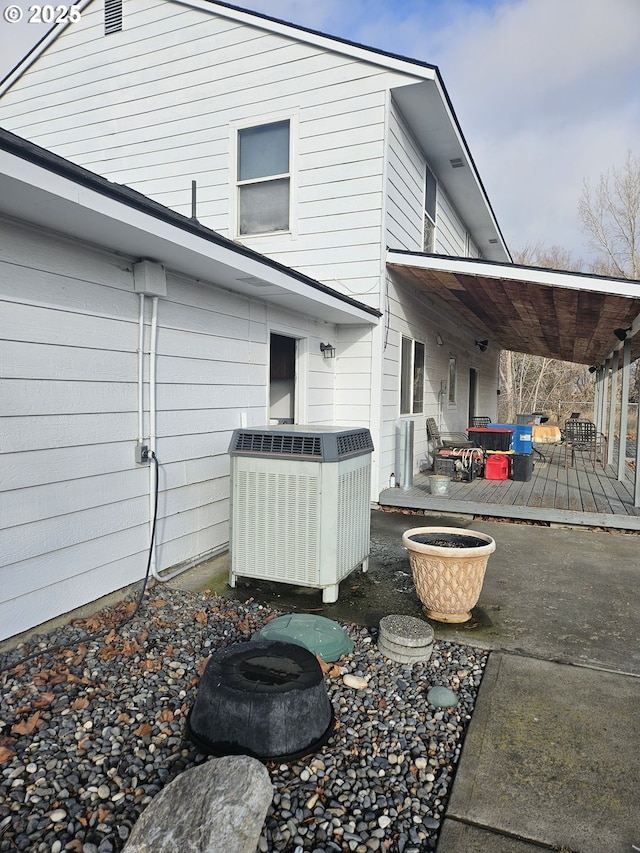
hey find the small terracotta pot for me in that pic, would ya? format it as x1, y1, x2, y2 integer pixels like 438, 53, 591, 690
402, 527, 496, 623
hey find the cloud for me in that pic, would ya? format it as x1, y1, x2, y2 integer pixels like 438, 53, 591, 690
434, 0, 640, 255
246, 0, 640, 259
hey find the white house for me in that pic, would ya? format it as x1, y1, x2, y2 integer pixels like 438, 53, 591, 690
0, 128, 380, 639
0, 1, 519, 639
0, 0, 510, 478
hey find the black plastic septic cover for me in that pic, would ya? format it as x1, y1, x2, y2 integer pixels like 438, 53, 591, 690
187, 640, 334, 762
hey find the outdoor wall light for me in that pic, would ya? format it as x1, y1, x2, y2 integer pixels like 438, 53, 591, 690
436, 333, 443, 346
475, 339, 489, 353
588, 365, 597, 373
613, 327, 632, 341
320, 342, 336, 359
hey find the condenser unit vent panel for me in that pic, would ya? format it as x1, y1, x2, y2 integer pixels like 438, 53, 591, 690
230, 424, 373, 462
229, 425, 373, 603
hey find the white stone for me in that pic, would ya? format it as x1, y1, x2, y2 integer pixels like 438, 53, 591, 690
49, 809, 67, 823
342, 674, 368, 690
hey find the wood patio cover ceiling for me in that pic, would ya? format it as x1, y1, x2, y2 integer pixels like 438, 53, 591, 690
387, 254, 640, 366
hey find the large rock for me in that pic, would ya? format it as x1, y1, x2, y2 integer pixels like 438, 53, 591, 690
122, 755, 273, 853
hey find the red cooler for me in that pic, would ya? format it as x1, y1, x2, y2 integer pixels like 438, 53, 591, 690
485, 453, 510, 480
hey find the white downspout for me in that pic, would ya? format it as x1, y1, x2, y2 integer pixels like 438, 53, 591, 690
143, 290, 211, 583
146, 297, 195, 582
137, 293, 145, 445
149, 297, 160, 581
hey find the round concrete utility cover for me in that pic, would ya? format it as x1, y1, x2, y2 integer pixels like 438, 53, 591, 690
253, 613, 354, 662
380, 615, 435, 647
378, 615, 434, 664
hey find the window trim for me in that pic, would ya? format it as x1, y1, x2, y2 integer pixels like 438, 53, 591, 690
423, 164, 437, 253
448, 355, 457, 406
400, 336, 425, 415
230, 114, 296, 239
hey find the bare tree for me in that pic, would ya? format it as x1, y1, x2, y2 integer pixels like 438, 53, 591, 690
578, 150, 640, 278
499, 245, 588, 423
500, 154, 639, 425
515, 242, 583, 273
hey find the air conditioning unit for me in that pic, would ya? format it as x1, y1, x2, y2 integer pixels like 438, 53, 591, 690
228, 425, 374, 603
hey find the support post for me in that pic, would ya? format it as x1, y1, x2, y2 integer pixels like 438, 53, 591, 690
607, 353, 618, 468
617, 339, 630, 482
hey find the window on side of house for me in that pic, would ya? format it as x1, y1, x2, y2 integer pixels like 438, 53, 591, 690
448, 355, 457, 405
237, 120, 290, 235
423, 165, 437, 252
400, 337, 425, 415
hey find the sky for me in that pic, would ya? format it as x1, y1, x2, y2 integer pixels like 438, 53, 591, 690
1, 0, 639, 265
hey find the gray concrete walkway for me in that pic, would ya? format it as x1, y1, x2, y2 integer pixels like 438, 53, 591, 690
441, 653, 639, 852
173, 508, 640, 853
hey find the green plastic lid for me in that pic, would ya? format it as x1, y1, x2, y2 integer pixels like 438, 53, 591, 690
252, 613, 354, 662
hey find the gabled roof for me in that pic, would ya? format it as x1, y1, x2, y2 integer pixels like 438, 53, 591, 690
0, 0, 510, 262
1, 0, 442, 89
0, 127, 380, 325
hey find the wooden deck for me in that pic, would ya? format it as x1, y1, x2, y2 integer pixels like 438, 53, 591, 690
378, 443, 640, 531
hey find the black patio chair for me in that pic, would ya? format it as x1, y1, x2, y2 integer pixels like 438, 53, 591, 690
470, 416, 491, 428
563, 419, 607, 470
426, 417, 478, 450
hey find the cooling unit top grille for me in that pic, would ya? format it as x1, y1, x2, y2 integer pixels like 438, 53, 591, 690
229, 425, 373, 461
233, 432, 322, 457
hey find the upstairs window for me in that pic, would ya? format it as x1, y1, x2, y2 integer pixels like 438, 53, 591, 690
423, 165, 437, 252
400, 337, 425, 415
238, 120, 290, 235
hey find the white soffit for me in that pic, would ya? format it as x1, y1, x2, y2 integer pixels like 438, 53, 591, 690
390, 82, 510, 263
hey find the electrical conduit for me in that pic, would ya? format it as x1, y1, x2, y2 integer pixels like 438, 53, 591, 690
148, 296, 161, 581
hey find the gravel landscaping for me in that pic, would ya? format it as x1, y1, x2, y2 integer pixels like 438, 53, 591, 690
0, 588, 487, 852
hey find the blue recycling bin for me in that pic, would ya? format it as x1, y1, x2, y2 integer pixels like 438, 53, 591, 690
489, 423, 533, 454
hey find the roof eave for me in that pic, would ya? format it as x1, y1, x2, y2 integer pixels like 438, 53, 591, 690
390, 78, 511, 264
0, 130, 379, 326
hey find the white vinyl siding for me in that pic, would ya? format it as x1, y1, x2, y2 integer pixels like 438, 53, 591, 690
386, 98, 424, 251
379, 270, 499, 487
334, 325, 374, 428
385, 98, 480, 258
435, 188, 479, 257
0, 215, 341, 640
0, 0, 422, 310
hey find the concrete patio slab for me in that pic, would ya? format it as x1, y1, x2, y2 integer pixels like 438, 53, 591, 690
370, 511, 640, 675
445, 652, 640, 853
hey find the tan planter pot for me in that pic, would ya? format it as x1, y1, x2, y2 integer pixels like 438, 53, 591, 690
402, 527, 496, 623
